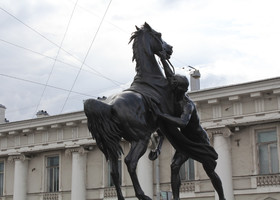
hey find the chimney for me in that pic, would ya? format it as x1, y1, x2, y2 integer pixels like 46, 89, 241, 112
36, 110, 49, 118
0, 104, 6, 124
190, 69, 201, 91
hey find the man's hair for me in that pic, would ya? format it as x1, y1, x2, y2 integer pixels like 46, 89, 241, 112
170, 74, 189, 91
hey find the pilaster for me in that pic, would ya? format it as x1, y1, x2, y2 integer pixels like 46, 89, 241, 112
8, 154, 29, 200
209, 127, 234, 200
65, 147, 88, 200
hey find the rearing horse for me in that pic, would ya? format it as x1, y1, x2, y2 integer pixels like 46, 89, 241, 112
84, 23, 174, 200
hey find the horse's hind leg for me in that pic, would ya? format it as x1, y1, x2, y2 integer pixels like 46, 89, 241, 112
110, 157, 125, 200
125, 139, 151, 200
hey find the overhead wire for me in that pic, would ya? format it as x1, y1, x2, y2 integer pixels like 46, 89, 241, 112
0, 73, 97, 98
0, 1, 128, 119
73, 0, 129, 35
32, 0, 79, 118
1, 1, 195, 118
60, 0, 113, 113
0, 38, 79, 69
0, 5, 123, 86
0, 37, 125, 85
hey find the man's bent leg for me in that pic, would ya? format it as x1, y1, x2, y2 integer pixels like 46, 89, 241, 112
171, 151, 188, 200
203, 163, 226, 200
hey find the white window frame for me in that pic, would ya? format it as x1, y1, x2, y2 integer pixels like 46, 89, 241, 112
0, 161, 4, 196
107, 156, 122, 187
45, 154, 60, 193
256, 126, 279, 175
179, 159, 195, 181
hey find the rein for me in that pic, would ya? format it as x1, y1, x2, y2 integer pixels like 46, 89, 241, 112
167, 59, 175, 74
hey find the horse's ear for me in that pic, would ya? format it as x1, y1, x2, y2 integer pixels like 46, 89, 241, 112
135, 25, 140, 31
144, 22, 152, 31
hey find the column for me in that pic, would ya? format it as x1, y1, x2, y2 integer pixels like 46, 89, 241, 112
66, 147, 87, 200
212, 128, 234, 200
137, 149, 153, 198
8, 154, 29, 200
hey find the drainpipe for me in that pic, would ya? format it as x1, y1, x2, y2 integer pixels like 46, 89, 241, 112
156, 157, 160, 200
151, 133, 161, 200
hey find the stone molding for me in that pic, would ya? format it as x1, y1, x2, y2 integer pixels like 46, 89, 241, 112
104, 187, 117, 198
8, 154, 30, 163
207, 127, 232, 138
0, 111, 86, 136
257, 174, 280, 187
180, 181, 195, 192
65, 146, 88, 157
42, 193, 60, 200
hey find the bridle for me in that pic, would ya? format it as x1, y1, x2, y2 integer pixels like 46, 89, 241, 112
149, 31, 175, 74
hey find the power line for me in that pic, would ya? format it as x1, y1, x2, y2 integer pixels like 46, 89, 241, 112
33, 0, 79, 118
60, 0, 113, 113
73, 1, 129, 35
0, 73, 97, 98
0, 6, 59, 49
0, 38, 78, 69
0, 37, 124, 85
0, 5, 123, 86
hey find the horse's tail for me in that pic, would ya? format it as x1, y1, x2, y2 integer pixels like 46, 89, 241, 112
84, 99, 123, 161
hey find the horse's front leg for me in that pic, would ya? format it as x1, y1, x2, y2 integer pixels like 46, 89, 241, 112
110, 157, 125, 200
125, 140, 152, 200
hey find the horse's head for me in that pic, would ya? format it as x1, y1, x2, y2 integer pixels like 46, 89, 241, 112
129, 22, 173, 61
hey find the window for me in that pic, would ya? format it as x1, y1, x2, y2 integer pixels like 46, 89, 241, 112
179, 159, 195, 181
46, 156, 59, 192
0, 162, 3, 196
108, 158, 122, 187
257, 129, 279, 174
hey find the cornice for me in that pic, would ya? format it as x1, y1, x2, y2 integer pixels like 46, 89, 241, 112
0, 138, 95, 157
202, 109, 280, 129
0, 111, 86, 134
189, 77, 280, 102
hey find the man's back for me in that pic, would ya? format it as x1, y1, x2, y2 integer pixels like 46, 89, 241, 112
180, 95, 210, 144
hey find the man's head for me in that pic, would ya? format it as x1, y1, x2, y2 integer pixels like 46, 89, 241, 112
169, 74, 189, 92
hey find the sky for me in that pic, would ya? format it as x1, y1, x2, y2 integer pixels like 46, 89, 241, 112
0, 0, 280, 122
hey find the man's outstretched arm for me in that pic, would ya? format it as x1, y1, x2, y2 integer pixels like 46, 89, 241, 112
159, 103, 193, 128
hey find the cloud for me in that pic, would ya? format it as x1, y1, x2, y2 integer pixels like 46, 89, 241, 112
1, 0, 280, 122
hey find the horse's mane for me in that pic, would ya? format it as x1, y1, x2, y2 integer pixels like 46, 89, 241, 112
129, 26, 144, 62
129, 30, 140, 62
129, 23, 156, 63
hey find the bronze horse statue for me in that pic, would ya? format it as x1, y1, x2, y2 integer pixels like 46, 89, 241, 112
84, 23, 225, 200
84, 23, 174, 200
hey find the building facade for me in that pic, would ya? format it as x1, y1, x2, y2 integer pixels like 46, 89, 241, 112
0, 77, 280, 200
